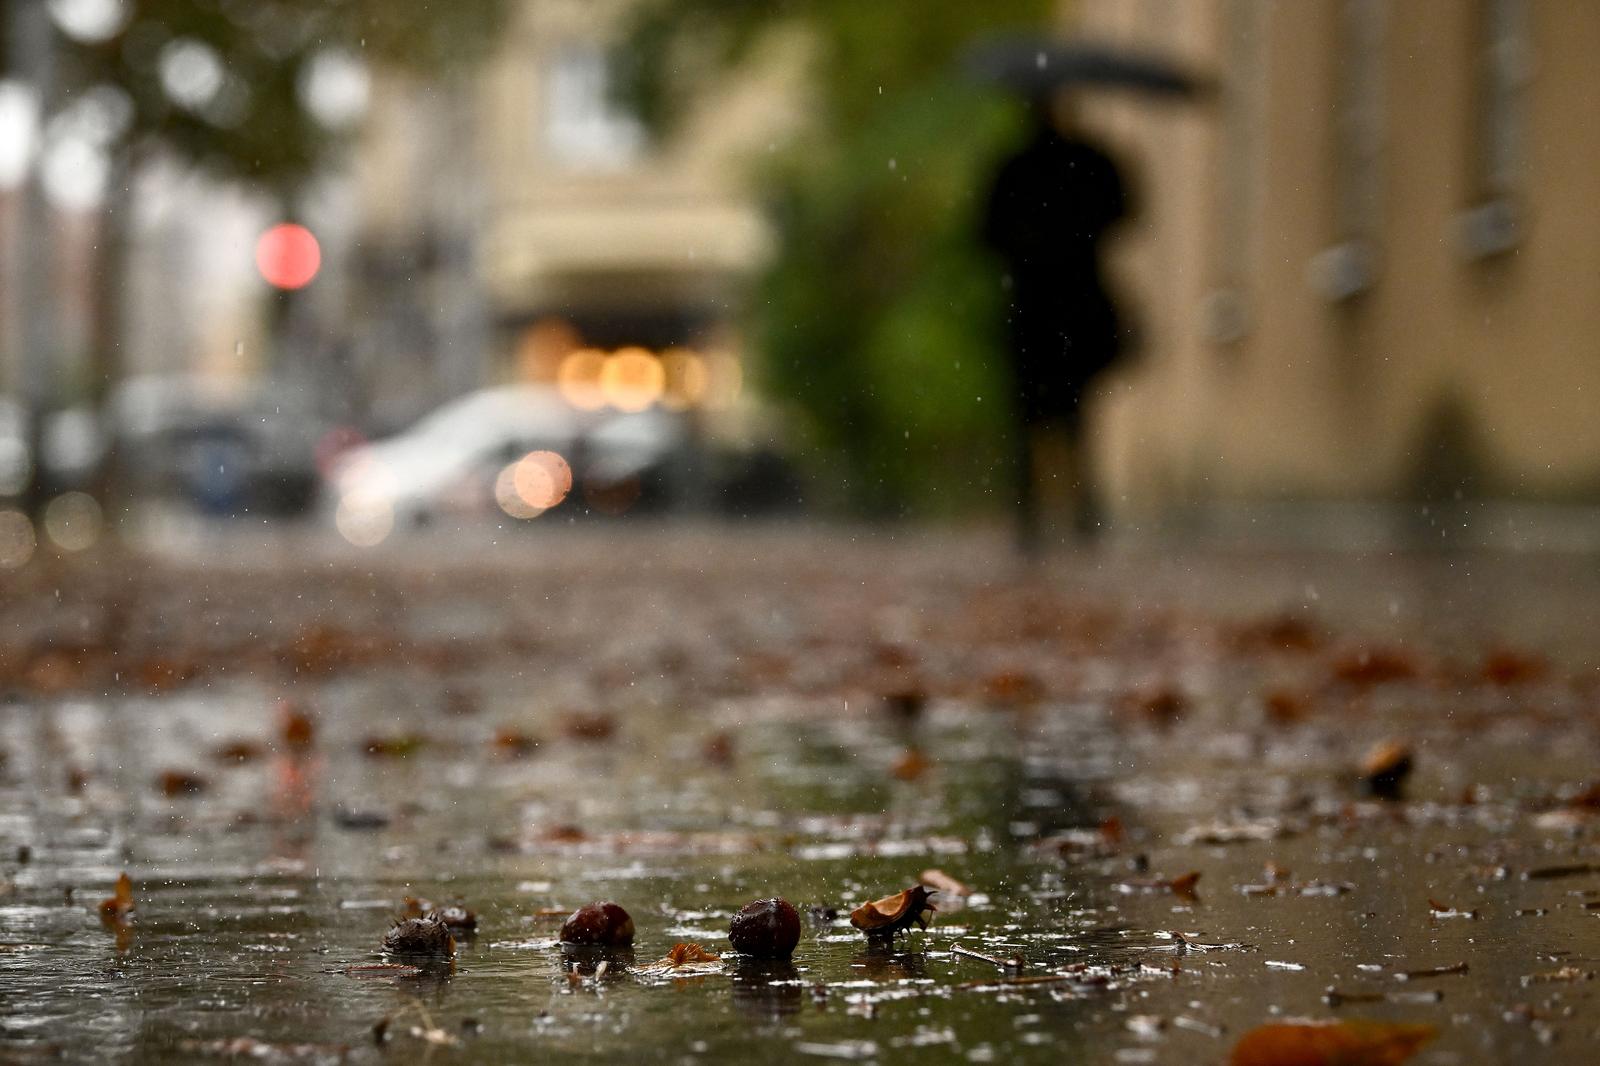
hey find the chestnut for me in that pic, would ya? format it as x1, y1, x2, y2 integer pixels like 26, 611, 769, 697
560, 901, 635, 947
382, 914, 455, 957
728, 897, 801, 959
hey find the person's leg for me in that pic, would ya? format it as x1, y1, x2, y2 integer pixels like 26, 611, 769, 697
1064, 414, 1102, 541
1015, 416, 1041, 556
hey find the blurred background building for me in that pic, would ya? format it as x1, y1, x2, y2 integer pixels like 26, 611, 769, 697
1081, 0, 1600, 529
347, 0, 796, 431
4, 0, 1600, 545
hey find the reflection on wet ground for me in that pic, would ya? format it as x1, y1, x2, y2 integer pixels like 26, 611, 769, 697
2, 527, 1600, 1062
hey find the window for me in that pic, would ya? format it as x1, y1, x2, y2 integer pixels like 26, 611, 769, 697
1308, 0, 1386, 302
542, 43, 645, 170
1202, 0, 1269, 345
1457, 0, 1530, 259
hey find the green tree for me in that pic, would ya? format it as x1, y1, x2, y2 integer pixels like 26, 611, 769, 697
622, 0, 1051, 513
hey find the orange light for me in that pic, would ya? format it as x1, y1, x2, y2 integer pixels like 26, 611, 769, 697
600, 347, 666, 413
255, 223, 321, 290
512, 450, 573, 511
495, 464, 541, 519
556, 348, 608, 411
660, 348, 708, 410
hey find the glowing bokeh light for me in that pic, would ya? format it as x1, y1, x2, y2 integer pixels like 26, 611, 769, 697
600, 347, 666, 412
556, 348, 608, 410
512, 450, 573, 510
43, 492, 102, 552
0, 510, 36, 568
48, 0, 130, 44
256, 223, 322, 290
660, 348, 709, 410
335, 495, 393, 547
494, 464, 541, 519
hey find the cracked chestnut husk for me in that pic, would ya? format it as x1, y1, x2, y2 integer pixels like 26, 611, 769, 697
728, 898, 801, 959
382, 913, 456, 957
849, 885, 936, 939
560, 900, 635, 947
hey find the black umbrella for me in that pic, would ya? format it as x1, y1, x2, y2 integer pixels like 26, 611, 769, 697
962, 34, 1208, 98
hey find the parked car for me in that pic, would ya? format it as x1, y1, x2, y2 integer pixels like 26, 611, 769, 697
324, 385, 694, 528
111, 376, 328, 515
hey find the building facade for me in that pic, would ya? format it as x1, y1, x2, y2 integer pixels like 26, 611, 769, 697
1073, 0, 1600, 520
349, 0, 801, 428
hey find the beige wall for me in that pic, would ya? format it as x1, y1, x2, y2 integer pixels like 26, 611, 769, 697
1079, 0, 1600, 515
477, 0, 802, 325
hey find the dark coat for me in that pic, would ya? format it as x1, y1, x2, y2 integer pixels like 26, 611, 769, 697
983, 126, 1128, 424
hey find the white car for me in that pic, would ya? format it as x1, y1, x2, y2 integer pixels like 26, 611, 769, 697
326, 385, 688, 531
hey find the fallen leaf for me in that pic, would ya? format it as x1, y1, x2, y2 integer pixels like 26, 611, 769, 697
1359, 741, 1412, 800
983, 669, 1042, 705
156, 769, 207, 797
850, 885, 937, 938
919, 868, 971, 898
890, 747, 930, 781
211, 740, 266, 764
491, 727, 539, 759
702, 732, 735, 765
562, 713, 617, 742
279, 701, 315, 750
1426, 897, 1478, 919
99, 872, 134, 925
1331, 648, 1418, 687
1115, 872, 1201, 901
1481, 648, 1546, 686
660, 942, 721, 966
1230, 1020, 1437, 1066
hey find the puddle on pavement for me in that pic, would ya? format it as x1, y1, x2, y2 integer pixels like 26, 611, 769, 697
2, 542, 1599, 1062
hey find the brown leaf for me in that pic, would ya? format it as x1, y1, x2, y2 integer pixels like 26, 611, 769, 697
156, 769, 208, 797
702, 732, 735, 765
211, 739, 266, 764
562, 713, 617, 742
1115, 872, 1201, 900
1359, 741, 1412, 800
850, 885, 936, 937
279, 700, 315, 750
1331, 647, 1418, 687
1481, 648, 1546, 686
660, 942, 721, 966
1230, 1020, 1437, 1066
890, 747, 930, 781
983, 669, 1043, 705
491, 728, 539, 759
99, 871, 134, 925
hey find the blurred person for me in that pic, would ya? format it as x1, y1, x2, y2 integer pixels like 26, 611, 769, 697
982, 97, 1130, 552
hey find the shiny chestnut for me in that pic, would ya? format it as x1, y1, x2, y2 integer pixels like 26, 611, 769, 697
728, 897, 801, 959
560, 900, 635, 947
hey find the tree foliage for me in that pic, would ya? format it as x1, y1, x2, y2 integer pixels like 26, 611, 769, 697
622, 0, 1052, 513
53, 0, 510, 189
